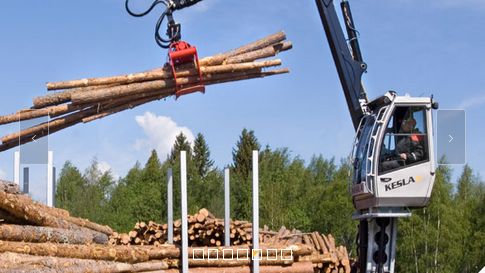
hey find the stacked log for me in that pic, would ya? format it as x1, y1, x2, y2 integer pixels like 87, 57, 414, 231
0, 31, 292, 152
0, 180, 112, 245
0, 180, 350, 272
109, 208, 254, 247
109, 208, 351, 273
0, 240, 342, 273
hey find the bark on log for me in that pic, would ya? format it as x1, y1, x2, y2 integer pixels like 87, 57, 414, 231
167, 257, 293, 267
0, 191, 108, 244
225, 42, 292, 64
0, 68, 287, 147
0, 180, 21, 194
0, 104, 81, 125
33, 85, 117, 109
187, 245, 312, 259
14, 194, 113, 236
0, 209, 30, 225
199, 31, 286, 66
82, 68, 288, 125
0, 224, 100, 244
316, 233, 329, 253
0, 252, 169, 273
70, 68, 288, 106
0, 241, 179, 263
62, 216, 113, 236
0, 105, 95, 143
45, 59, 281, 92
147, 262, 314, 273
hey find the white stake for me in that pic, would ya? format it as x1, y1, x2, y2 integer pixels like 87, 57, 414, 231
167, 168, 174, 244
252, 150, 260, 273
180, 151, 188, 273
224, 168, 230, 246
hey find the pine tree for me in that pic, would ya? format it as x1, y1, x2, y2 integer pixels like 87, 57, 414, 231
170, 132, 192, 163
135, 150, 165, 222
193, 133, 214, 177
230, 129, 261, 220
232, 128, 260, 179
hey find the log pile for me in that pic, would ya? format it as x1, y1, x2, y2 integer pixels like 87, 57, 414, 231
0, 181, 113, 244
0, 180, 350, 272
0, 31, 292, 152
109, 208, 351, 273
109, 208, 254, 247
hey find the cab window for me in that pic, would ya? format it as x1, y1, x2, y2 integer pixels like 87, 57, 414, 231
379, 106, 429, 173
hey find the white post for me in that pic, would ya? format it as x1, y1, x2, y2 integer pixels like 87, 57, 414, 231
13, 151, 20, 185
167, 168, 174, 244
46, 151, 54, 207
224, 168, 230, 247
180, 151, 189, 273
252, 150, 260, 273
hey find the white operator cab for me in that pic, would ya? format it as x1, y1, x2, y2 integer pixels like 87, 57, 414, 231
350, 91, 439, 218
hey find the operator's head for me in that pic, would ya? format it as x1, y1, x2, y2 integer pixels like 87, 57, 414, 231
400, 117, 416, 133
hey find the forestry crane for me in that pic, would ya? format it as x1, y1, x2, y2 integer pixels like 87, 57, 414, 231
316, 1, 439, 272
126, 1, 440, 272
125, 0, 205, 98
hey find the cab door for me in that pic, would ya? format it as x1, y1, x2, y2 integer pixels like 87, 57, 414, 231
374, 105, 435, 208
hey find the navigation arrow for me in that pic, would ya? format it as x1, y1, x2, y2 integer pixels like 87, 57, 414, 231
32, 135, 37, 143
448, 134, 453, 143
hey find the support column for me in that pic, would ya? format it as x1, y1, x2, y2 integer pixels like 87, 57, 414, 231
252, 150, 260, 273
167, 168, 174, 244
180, 151, 188, 273
46, 151, 54, 207
13, 151, 20, 185
52, 167, 56, 207
224, 168, 230, 247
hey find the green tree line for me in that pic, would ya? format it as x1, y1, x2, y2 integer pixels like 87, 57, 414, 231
56, 129, 484, 273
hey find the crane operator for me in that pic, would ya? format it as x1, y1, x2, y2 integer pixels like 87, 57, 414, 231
380, 111, 425, 172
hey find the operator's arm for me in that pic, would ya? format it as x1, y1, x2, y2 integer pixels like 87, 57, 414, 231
407, 139, 424, 163
397, 136, 424, 163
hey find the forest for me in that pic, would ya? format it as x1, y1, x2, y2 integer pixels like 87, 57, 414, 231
55, 129, 484, 273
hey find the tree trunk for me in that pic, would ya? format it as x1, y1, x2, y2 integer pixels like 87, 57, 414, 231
150, 262, 314, 273
46, 59, 281, 91
0, 252, 169, 273
0, 209, 30, 225
0, 192, 108, 244
0, 180, 20, 194
225, 42, 292, 64
199, 31, 286, 66
0, 224, 101, 244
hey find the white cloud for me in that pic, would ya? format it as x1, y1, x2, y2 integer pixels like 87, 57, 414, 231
134, 112, 195, 159
98, 161, 111, 173
457, 93, 485, 109
97, 160, 120, 179
0, 169, 6, 180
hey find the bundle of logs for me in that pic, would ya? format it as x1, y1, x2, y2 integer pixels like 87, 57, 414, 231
0, 180, 350, 272
110, 208, 351, 273
0, 31, 291, 152
109, 208, 254, 247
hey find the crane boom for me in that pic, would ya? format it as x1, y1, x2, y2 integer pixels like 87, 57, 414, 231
315, 0, 368, 131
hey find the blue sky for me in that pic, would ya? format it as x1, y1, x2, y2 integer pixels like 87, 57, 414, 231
0, 0, 484, 185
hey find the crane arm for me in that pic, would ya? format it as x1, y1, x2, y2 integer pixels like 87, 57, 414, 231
315, 0, 368, 131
